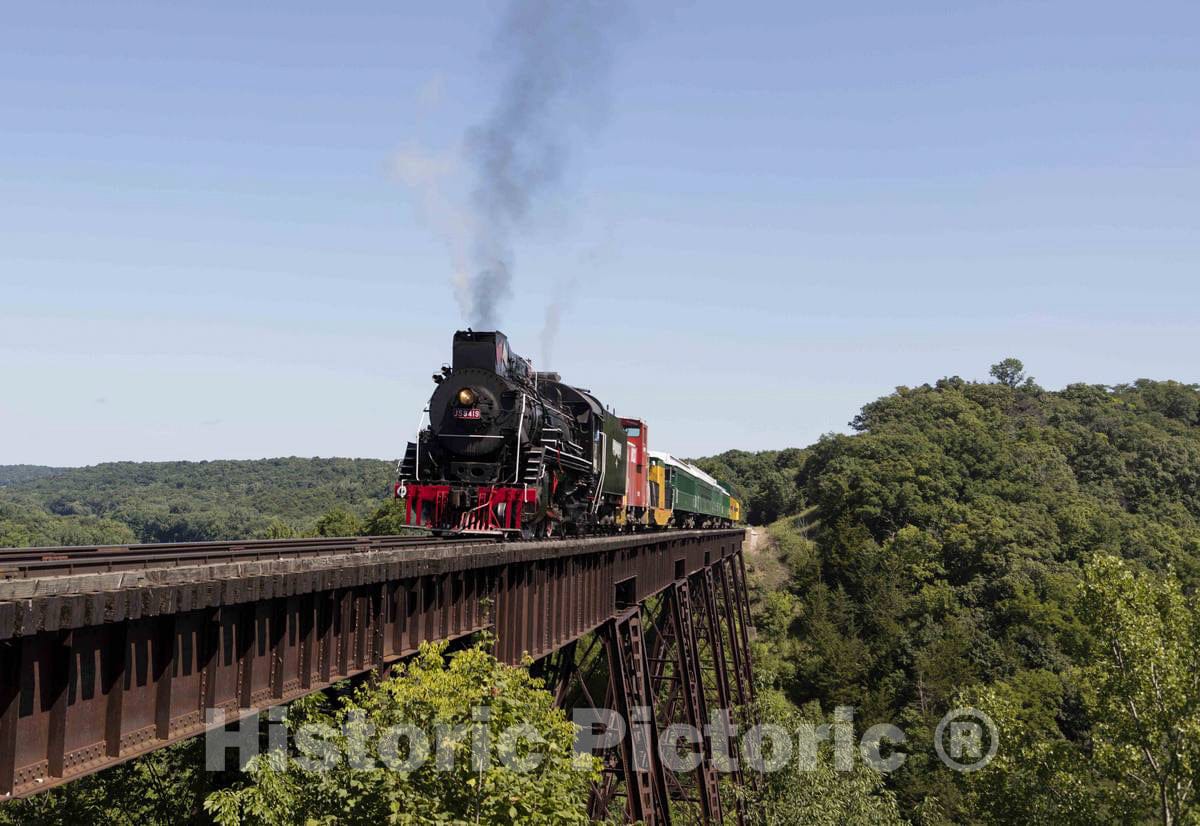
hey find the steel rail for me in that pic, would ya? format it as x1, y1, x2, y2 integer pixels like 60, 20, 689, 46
0, 534, 492, 579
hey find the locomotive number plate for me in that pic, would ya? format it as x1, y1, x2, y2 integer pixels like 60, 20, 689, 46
453, 408, 482, 420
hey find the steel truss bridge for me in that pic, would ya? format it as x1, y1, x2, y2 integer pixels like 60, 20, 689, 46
0, 529, 757, 824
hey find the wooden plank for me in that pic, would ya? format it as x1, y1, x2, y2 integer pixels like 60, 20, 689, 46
496, 567, 509, 663
406, 581, 422, 654
0, 603, 14, 642
450, 573, 462, 637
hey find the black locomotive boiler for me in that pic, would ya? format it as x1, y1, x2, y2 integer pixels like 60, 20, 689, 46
396, 330, 630, 537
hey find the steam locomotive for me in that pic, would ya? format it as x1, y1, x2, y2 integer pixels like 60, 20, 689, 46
395, 330, 742, 537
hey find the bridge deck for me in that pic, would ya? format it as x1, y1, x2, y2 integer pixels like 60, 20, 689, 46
0, 533, 490, 580
0, 529, 748, 805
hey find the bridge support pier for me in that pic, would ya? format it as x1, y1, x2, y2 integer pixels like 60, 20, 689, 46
558, 545, 758, 826
603, 608, 673, 823
657, 578, 724, 822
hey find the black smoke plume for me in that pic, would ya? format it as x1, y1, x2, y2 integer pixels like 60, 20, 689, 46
460, 0, 626, 329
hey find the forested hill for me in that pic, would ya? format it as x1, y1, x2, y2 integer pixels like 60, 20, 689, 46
0, 465, 68, 487
696, 370, 1200, 584
0, 458, 395, 547
698, 366, 1200, 823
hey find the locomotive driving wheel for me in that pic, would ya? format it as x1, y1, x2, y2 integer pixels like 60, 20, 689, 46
519, 472, 559, 539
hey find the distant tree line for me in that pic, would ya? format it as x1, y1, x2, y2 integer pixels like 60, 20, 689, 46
0, 458, 400, 547
692, 448, 806, 524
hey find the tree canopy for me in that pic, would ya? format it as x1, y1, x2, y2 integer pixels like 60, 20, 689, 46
205, 642, 601, 826
736, 371, 1200, 823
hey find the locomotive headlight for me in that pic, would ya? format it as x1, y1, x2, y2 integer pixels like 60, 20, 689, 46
457, 387, 478, 407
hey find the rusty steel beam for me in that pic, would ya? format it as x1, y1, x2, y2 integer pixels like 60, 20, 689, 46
0, 529, 749, 805
598, 609, 672, 825
694, 564, 749, 825
717, 560, 750, 713
665, 579, 724, 822
558, 533, 758, 826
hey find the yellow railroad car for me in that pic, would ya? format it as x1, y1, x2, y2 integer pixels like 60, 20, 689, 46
647, 455, 674, 527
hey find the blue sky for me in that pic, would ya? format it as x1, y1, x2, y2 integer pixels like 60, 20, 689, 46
2, 0, 1197, 466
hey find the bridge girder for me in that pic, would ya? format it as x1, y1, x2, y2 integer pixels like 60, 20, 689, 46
0, 529, 755, 823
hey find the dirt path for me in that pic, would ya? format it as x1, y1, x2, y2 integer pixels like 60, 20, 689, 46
741, 525, 789, 592
747, 526, 764, 554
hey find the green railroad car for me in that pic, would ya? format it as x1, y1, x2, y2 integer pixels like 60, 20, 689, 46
648, 450, 734, 526
596, 402, 630, 499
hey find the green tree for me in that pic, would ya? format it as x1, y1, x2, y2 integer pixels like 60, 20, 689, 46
989, 358, 1027, 388
965, 558, 1200, 826
262, 518, 297, 539
963, 672, 1109, 826
204, 642, 600, 825
1078, 556, 1200, 826
692, 448, 806, 525
0, 739, 218, 825
0, 497, 136, 548
747, 690, 905, 826
314, 507, 363, 537
756, 470, 801, 524
363, 499, 423, 536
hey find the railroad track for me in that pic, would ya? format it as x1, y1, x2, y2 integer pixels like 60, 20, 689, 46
0, 533, 496, 579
